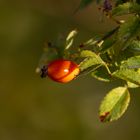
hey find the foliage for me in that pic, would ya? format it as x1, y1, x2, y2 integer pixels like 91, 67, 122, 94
99, 87, 130, 122
37, 0, 140, 123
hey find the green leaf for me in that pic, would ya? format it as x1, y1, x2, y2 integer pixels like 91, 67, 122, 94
91, 67, 111, 82
99, 87, 130, 122
112, 2, 140, 16
118, 16, 140, 41
127, 81, 139, 88
79, 58, 100, 71
84, 37, 98, 47
65, 30, 77, 50
100, 38, 116, 52
99, 26, 119, 52
113, 56, 140, 85
79, 50, 104, 71
128, 40, 140, 52
121, 55, 140, 69
80, 50, 102, 57
113, 69, 140, 85
114, 16, 140, 54
130, 69, 140, 88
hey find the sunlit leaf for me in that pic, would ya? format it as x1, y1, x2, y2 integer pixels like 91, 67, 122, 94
114, 62, 140, 88
99, 87, 130, 122
80, 50, 101, 57
121, 55, 140, 69
65, 30, 77, 50
84, 37, 98, 47
127, 81, 139, 88
113, 69, 140, 85
79, 50, 104, 71
112, 2, 140, 16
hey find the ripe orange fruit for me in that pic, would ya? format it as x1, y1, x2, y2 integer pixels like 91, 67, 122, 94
47, 59, 80, 83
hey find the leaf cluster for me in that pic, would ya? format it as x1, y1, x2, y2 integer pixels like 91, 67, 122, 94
37, 0, 140, 123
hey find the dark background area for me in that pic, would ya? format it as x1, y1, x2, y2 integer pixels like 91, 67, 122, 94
0, 0, 140, 140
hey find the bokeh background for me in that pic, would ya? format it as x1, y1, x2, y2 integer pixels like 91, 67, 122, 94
0, 0, 140, 140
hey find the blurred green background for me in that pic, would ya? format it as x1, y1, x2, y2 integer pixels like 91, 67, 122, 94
0, 0, 140, 140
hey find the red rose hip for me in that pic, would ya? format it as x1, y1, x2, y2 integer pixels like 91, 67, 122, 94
47, 59, 80, 83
